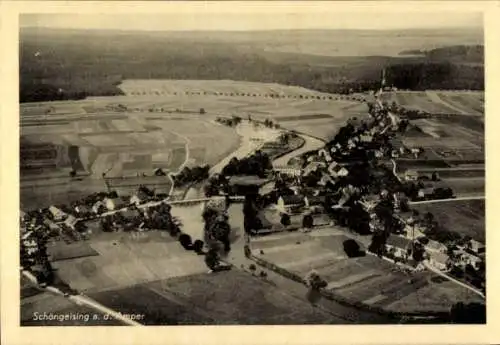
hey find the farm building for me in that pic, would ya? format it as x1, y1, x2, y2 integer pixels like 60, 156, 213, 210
425, 239, 447, 254
318, 173, 334, 187
417, 187, 435, 200
404, 169, 419, 181
276, 195, 305, 214
429, 252, 450, 271
274, 167, 301, 177
318, 149, 332, 162
130, 190, 151, 206
74, 205, 92, 218
303, 161, 326, 176
228, 175, 270, 195
48, 206, 67, 222
360, 134, 373, 143
455, 250, 482, 269
327, 161, 348, 177
304, 195, 326, 210
104, 197, 129, 211
469, 239, 485, 255
385, 235, 412, 259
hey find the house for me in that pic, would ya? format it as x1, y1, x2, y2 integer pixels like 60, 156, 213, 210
92, 200, 107, 214
385, 235, 412, 258
360, 134, 373, 143
228, 175, 269, 195
274, 167, 301, 177
74, 204, 92, 217
318, 173, 334, 187
64, 215, 79, 230
303, 162, 326, 176
469, 239, 485, 255
426, 239, 447, 254
417, 187, 434, 200
304, 195, 325, 209
404, 169, 419, 181
318, 149, 332, 162
104, 197, 129, 211
456, 250, 482, 269
429, 252, 450, 271
130, 190, 151, 206
48, 206, 67, 222
328, 161, 348, 178
276, 195, 305, 214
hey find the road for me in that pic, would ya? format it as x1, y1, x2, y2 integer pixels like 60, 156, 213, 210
272, 134, 325, 168
422, 261, 485, 299
409, 195, 485, 205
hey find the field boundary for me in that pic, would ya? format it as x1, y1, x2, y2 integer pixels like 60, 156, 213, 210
247, 242, 449, 321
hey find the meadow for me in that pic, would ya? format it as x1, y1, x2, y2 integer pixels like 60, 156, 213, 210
412, 199, 485, 242
251, 230, 480, 313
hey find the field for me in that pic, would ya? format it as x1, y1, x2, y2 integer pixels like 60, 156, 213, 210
87, 270, 343, 325
412, 199, 485, 242
21, 79, 369, 210
250, 228, 482, 313
380, 91, 484, 115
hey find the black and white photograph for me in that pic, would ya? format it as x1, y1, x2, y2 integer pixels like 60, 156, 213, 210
5, 1, 493, 334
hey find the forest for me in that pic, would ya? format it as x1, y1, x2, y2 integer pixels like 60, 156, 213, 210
20, 28, 484, 102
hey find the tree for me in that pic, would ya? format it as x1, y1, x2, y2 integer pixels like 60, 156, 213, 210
280, 213, 291, 227
199, 108, 206, 114
179, 233, 193, 250
302, 213, 314, 229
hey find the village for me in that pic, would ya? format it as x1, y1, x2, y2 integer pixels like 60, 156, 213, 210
20, 81, 486, 318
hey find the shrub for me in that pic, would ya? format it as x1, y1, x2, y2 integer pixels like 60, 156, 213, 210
179, 233, 193, 250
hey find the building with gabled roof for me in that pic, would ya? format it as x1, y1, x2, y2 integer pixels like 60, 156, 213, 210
276, 194, 305, 214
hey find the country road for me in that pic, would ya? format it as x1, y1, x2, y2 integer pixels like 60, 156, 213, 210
272, 134, 325, 167
409, 195, 485, 205
422, 261, 485, 299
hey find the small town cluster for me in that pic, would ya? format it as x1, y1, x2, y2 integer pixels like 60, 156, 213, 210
20, 91, 485, 297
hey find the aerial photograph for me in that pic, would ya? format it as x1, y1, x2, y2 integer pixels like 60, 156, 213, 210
19, 10, 485, 326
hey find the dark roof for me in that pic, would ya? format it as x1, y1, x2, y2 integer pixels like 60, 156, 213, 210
229, 175, 270, 186
119, 209, 142, 220
279, 195, 305, 205
305, 195, 326, 205
386, 235, 412, 249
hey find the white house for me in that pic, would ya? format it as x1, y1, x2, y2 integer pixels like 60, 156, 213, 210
274, 167, 302, 177
469, 239, 485, 255
48, 206, 67, 222
104, 197, 129, 211
404, 169, 419, 181
429, 252, 449, 271
276, 195, 305, 214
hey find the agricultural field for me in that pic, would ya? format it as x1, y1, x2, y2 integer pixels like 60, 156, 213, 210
412, 199, 485, 243
380, 91, 484, 115
250, 229, 481, 313
114, 79, 368, 141
87, 269, 342, 325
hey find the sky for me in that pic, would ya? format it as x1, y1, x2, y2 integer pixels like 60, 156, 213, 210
21, 12, 483, 32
